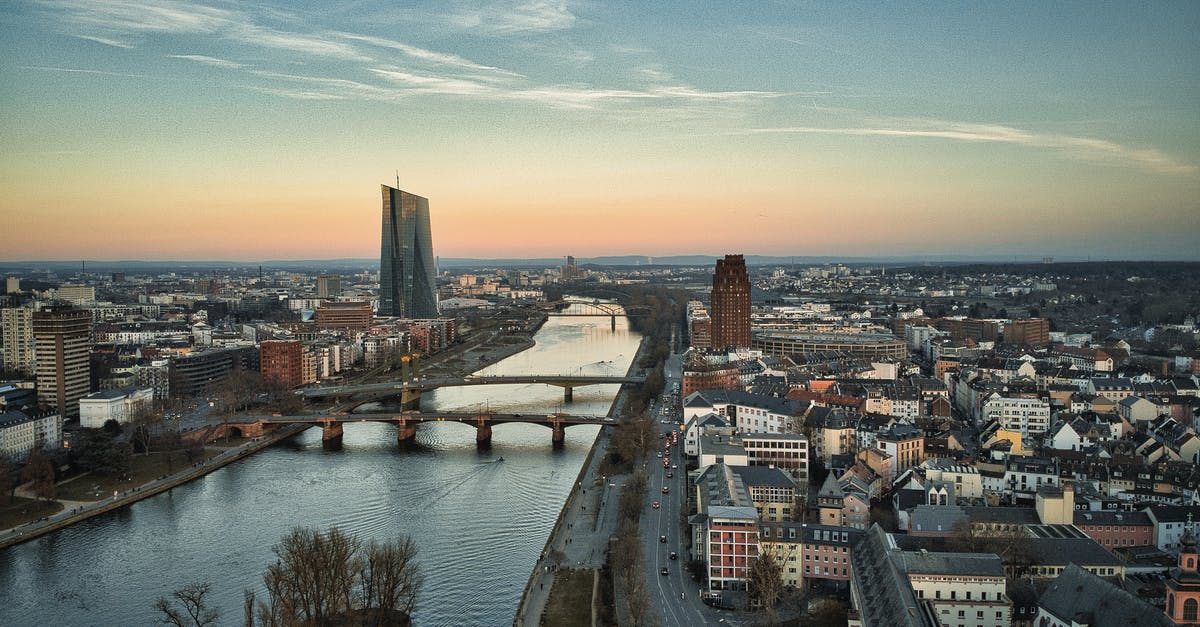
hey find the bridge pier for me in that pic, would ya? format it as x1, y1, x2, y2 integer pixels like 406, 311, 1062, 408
476, 422, 492, 447
563, 386, 573, 403
396, 420, 417, 445
400, 388, 422, 411
322, 422, 344, 446
611, 315, 616, 331
552, 423, 565, 447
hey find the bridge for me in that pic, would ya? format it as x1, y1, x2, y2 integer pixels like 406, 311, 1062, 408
218, 411, 612, 447
542, 299, 651, 330
301, 374, 645, 408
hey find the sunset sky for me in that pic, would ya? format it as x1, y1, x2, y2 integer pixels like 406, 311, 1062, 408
2, 1, 1198, 261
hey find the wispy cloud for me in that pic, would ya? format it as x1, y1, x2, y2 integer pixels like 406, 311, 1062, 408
337, 33, 523, 78
750, 121, 1195, 174
76, 34, 134, 48
227, 24, 370, 61
36, 0, 231, 35
170, 54, 245, 69
18, 65, 152, 79
449, 0, 577, 34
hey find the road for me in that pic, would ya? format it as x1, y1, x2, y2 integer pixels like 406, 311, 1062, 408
638, 352, 746, 626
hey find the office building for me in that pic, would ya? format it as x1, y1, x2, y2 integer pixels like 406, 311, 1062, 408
316, 273, 341, 299
315, 301, 372, 334
710, 254, 751, 349
33, 307, 92, 419
1005, 318, 1050, 346
380, 184, 438, 319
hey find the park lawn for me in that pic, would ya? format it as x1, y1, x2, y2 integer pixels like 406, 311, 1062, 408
0, 496, 63, 530
56, 449, 216, 502
541, 568, 595, 627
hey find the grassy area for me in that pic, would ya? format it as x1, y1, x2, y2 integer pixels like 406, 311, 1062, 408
0, 496, 63, 530
541, 568, 595, 627
56, 449, 217, 502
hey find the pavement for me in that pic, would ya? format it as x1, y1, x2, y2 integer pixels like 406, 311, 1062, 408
514, 413, 626, 627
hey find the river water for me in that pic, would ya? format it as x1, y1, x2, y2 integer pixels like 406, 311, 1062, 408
0, 308, 640, 626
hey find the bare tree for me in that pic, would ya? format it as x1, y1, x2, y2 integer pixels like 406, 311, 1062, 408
21, 447, 56, 503
154, 581, 219, 627
359, 536, 424, 620
747, 549, 785, 614
130, 401, 163, 455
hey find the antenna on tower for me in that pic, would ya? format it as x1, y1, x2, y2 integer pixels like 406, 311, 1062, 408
395, 170, 400, 189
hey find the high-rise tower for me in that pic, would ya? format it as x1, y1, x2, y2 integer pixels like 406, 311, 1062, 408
380, 184, 438, 319
33, 306, 92, 419
710, 254, 751, 350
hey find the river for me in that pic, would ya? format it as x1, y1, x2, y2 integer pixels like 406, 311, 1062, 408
0, 307, 641, 626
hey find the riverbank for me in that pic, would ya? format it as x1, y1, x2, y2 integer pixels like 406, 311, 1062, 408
0, 423, 308, 550
513, 332, 651, 626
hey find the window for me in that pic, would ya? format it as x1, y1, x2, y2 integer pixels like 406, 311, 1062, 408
1185, 598, 1198, 621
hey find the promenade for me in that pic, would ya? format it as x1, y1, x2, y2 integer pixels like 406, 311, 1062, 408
513, 333, 650, 627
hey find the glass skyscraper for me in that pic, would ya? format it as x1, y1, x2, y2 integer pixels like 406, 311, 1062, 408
380, 184, 438, 319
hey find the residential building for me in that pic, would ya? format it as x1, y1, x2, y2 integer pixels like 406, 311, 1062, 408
33, 307, 92, 419
877, 423, 925, 476
170, 346, 258, 398
759, 521, 862, 587
982, 395, 1050, 439
741, 433, 809, 483
379, 184, 437, 319
260, 340, 304, 389
1037, 564, 1171, 627
1, 307, 36, 374
0, 409, 62, 459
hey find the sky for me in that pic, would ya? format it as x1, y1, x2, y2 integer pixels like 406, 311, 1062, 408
1, 1, 1198, 261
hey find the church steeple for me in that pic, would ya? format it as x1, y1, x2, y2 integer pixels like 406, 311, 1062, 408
1167, 512, 1200, 625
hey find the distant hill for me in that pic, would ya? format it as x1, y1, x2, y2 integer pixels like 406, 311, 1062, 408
0, 254, 1170, 274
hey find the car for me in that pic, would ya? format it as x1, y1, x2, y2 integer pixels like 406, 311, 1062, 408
669, 552, 678, 560
656, 452, 662, 458
671, 464, 678, 469
652, 501, 660, 509
660, 567, 669, 576
659, 535, 667, 543
666, 472, 673, 479
662, 486, 669, 494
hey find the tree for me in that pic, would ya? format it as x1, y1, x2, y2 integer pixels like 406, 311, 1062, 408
154, 581, 219, 627
21, 447, 56, 503
747, 550, 784, 613
359, 536, 424, 619
253, 526, 423, 627
130, 402, 164, 454
0, 455, 15, 504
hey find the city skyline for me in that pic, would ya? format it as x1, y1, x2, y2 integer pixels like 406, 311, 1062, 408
2, 2, 1198, 260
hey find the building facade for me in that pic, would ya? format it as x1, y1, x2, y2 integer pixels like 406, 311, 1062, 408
710, 254, 751, 350
33, 307, 92, 419
379, 185, 438, 319
1, 307, 36, 374
260, 340, 304, 389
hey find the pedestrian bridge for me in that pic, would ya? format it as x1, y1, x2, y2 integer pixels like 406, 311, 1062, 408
217, 410, 613, 447
301, 374, 645, 408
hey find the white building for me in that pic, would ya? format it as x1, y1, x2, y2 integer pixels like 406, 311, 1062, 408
0, 410, 62, 459
982, 395, 1051, 438
1, 306, 36, 374
79, 386, 153, 428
